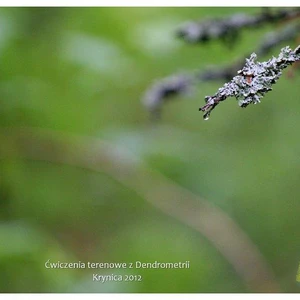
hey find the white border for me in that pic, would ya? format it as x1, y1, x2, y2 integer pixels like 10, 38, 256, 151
0, 1, 299, 7
0, 2, 299, 299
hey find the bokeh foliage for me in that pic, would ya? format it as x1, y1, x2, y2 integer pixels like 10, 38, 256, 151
0, 7, 299, 293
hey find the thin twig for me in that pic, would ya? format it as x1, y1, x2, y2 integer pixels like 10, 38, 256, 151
142, 74, 193, 120
176, 8, 300, 44
200, 45, 300, 120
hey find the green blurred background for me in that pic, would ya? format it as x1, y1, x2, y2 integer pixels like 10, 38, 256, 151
0, 7, 299, 293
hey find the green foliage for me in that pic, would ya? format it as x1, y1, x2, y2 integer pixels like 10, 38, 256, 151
0, 7, 300, 293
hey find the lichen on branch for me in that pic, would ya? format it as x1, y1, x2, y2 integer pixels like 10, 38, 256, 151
142, 23, 300, 120
177, 8, 300, 45
200, 45, 300, 120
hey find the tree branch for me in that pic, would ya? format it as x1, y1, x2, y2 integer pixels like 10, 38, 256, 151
176, 8, 300, 45
200, 45, 300, 120
143, 24, 300, 119
142, 74, 193, 119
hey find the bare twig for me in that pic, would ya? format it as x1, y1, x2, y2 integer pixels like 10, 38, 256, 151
0, 127, 280, 292
142, 74, 193, 119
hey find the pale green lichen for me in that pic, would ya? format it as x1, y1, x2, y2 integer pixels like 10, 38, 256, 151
200, 45, 300, 120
